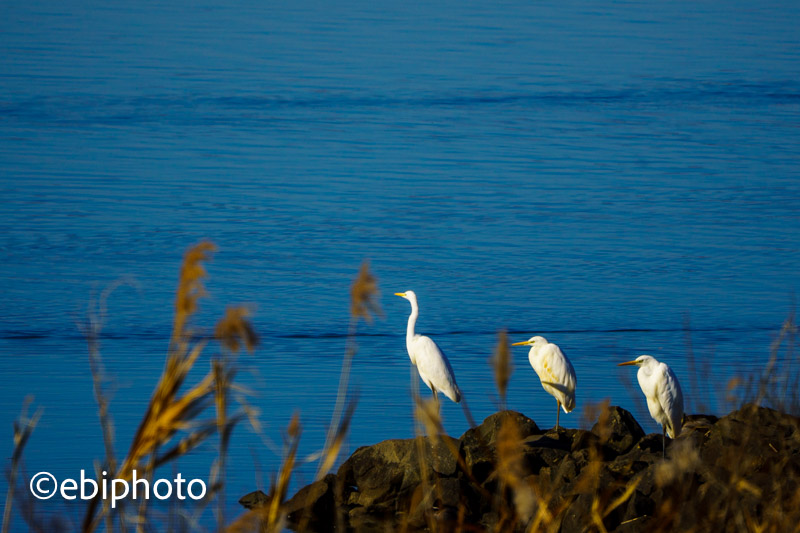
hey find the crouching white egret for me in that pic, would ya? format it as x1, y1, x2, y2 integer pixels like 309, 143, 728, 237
395, 291, 461, 404
512, 336, 576, 430
618, 355, 684, 457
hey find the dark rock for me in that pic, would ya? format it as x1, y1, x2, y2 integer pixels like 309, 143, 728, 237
521, 433, 571, 475
284, 474, 337, 527
433, 476, 463, 508
607, 446, 657, 480
460, 410, 540, 483
244, 404, 800, 532
479, 510, 500, 532
591, 406, 646, 455
336, 435, 460, 513
683, 413, 719, 430
404, 477, 464, 529
347, 505, 390, 532
620, 465, 657, 524
460, 410, 541, 449
238, 489, 270, 510
632, 433, 666, 455
560, 492, 594, 533
707, 403, 800, 454
700, 403, 800, 482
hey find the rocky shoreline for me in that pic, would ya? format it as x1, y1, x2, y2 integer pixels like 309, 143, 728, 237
240, 404, 800, 531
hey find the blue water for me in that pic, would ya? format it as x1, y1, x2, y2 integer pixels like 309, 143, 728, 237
2, 0, 799, 529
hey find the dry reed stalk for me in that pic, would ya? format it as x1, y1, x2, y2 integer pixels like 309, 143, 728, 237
493, 416, 527, 528
268, 414, 301, 529
223, 414, 302, 533
80, 242, 258, 532
413, 398, 439, 532
2, 399, 43, 533
228, 261, 378, 533
212, 305, 259, 529
81, 282, 126, 533
317, 261, 381, 480
491, 330, 513, 411
575, 401, 641, 533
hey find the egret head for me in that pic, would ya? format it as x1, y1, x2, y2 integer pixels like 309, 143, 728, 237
618, 355, 655, 367
394, 290, 418, 305
511, 335, 547, 347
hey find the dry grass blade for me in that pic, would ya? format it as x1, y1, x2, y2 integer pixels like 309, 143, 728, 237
495, 415, 535, 526
268, 414, 302, 530
318, 261, 379, 479
415, 397, 443, 438
602, 478, 640, 519
413, 394, 485, 498
224, 415, 303, 533
2, 399, 43, 533
216, 306, 259, 354
80, 282, 127, 533
212, 306, 259, 528
583, 400, 611, 443
317, 395, 358, 481
491, 329, 513, 410
412, 398, 438, 532
730, 311, 799, 415
153, 423, 218, 468
212, 360, 231, 530
350, 260, 383, 324
173, 241, 216, 339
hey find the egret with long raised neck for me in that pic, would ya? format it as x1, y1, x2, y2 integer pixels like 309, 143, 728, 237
395, 290, 461, 405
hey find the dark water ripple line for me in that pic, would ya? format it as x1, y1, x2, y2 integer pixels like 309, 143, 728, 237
2, 81, 799, 126
0, 325, 780, 342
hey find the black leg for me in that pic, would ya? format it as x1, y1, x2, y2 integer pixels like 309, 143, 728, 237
662, 428, 666, 458
556, 400, 561, 431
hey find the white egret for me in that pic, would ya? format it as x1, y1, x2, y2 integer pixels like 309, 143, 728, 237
618, 355, 684, 457
512, 336, 576, 430
395, 291, 461, 404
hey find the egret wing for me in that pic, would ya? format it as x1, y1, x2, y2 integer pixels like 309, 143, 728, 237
535, 343, 577, 412
656, 363, 684, 438
411, 335, 461, 403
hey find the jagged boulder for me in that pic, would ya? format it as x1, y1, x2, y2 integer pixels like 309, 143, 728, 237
284, 474, 337, 528
591, 405, 646, 455
336, 435, 460, 514
238, 489, 270, 510
459, 410, 540, 483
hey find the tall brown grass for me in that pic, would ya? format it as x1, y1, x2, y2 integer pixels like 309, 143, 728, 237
83, 241, 259, 532
1, 242, 260, 532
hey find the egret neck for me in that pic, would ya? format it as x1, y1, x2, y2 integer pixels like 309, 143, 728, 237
405, 298, 419, 364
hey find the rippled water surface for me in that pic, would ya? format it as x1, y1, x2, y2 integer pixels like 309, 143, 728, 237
1, 0, 799, 528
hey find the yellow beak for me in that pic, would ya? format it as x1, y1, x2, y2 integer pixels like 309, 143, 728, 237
617, 360, 639, 367
394, 292, 406, 297
512, 340, 533, 346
